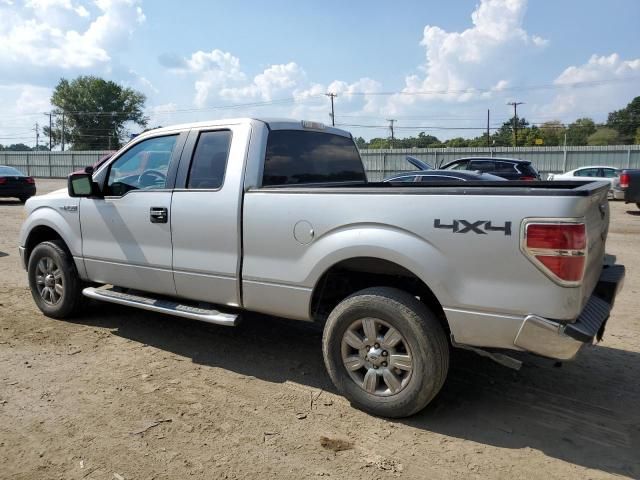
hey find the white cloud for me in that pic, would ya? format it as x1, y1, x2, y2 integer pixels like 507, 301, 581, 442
0, 0, 145, 73
0, 84, 52, 147
540, 53, 640, 119
390, 0, 546, 108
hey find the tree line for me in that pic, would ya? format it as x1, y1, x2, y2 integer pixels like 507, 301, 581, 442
356, 96, 640, 149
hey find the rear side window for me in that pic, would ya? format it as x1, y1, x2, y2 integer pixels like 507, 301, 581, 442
469, 160, 495, 172
494, 161, 516, 173
601, 168, 619, 178
519, 163, 539, 177
262, 130, 366, 186
0, 166, 24, 175
187, 130, 232, 189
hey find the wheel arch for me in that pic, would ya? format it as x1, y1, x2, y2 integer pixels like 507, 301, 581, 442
309, 256, 449, 335
21, 214, 86, 279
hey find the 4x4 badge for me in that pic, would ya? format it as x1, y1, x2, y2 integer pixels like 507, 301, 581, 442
434, 219, 512, 236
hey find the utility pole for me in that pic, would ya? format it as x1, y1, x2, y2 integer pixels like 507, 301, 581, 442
61, 112, 65, 152
33, 122, 39, 149
486, 109, 490, 148
325, 93, 337, 126
507, 101, 524, 147
387, 119, 396, 148
45, 112, 52, 151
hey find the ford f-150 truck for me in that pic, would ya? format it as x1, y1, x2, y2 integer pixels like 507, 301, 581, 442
19, 118, 625, 418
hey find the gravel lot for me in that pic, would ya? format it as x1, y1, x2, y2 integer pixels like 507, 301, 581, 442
1, 179, 639, 479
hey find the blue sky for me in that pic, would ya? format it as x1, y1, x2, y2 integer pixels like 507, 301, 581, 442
0, 0, 638, 145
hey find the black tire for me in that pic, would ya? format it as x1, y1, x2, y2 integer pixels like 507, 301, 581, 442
27, 240, 85, 318
322, 287, 449, 418
18, 196, 29, 203
636, 203, 640, 210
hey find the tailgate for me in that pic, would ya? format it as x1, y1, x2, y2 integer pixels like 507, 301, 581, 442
580, 184, 610, 309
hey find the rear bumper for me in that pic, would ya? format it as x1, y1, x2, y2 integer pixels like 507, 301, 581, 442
610, 189, 625, 200
0, 185, 36, 197
514, 264, 625, 360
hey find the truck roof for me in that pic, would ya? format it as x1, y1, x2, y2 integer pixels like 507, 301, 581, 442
137, 118, 352, 139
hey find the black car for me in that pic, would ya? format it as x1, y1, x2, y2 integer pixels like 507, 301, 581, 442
384, 156, 506, 183
384, 170, 506, 183
0, 166, 36, 202
441, 157, 541, 181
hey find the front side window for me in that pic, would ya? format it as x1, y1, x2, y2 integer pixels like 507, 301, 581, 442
447, 160, 469, 170
107, 135, 178, 196
262, 130, 366, 186
601, 168, 619, 178
187, 130, 232, 189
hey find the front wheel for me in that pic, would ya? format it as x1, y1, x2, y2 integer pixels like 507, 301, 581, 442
322, 287, 449, 418
28, 240, 85, 318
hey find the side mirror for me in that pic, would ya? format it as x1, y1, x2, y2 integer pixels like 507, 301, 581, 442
68, 172, 100, 198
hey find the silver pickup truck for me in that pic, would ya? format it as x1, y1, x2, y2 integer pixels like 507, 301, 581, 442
19, 118, 625, 418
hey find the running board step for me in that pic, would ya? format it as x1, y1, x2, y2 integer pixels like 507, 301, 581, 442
82, 287, 239, 326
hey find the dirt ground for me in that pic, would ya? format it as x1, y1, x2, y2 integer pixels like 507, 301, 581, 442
1, 179, 639, 479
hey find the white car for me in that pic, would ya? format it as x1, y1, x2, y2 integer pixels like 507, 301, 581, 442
548, 166, 624, 199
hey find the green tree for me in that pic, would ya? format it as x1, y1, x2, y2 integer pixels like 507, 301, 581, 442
367, 137, 391, 149
607, 96, 640, 143
536, 120, 565, 146
587, 127, 620, 146
635, 127, 640, 145
444, 137, 469, 148
354, 136, 367, 149
44, 76, 148, 150
565, 118, 596, 146
493, 116, 531, 146
2, 143, 32, 151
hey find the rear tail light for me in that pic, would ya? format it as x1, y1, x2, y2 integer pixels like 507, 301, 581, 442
25, 177, 35, 184
0, 177, 6, 184
520, 176, 537, 181
523, 222, 586, 285
619, 172, 629, 189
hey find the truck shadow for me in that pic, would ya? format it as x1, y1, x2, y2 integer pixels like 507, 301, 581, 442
70, 303, 640, 478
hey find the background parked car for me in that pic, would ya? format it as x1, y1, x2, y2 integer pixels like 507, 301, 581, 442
547, 166, 623, 199
0, 166, 36, 202
385, 156, 506, 183
440, 157, 541, 181
384, 170, 506, 183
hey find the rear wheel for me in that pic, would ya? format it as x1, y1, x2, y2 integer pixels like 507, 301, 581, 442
27, 240, 85, 318
322, 287, 449, 418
